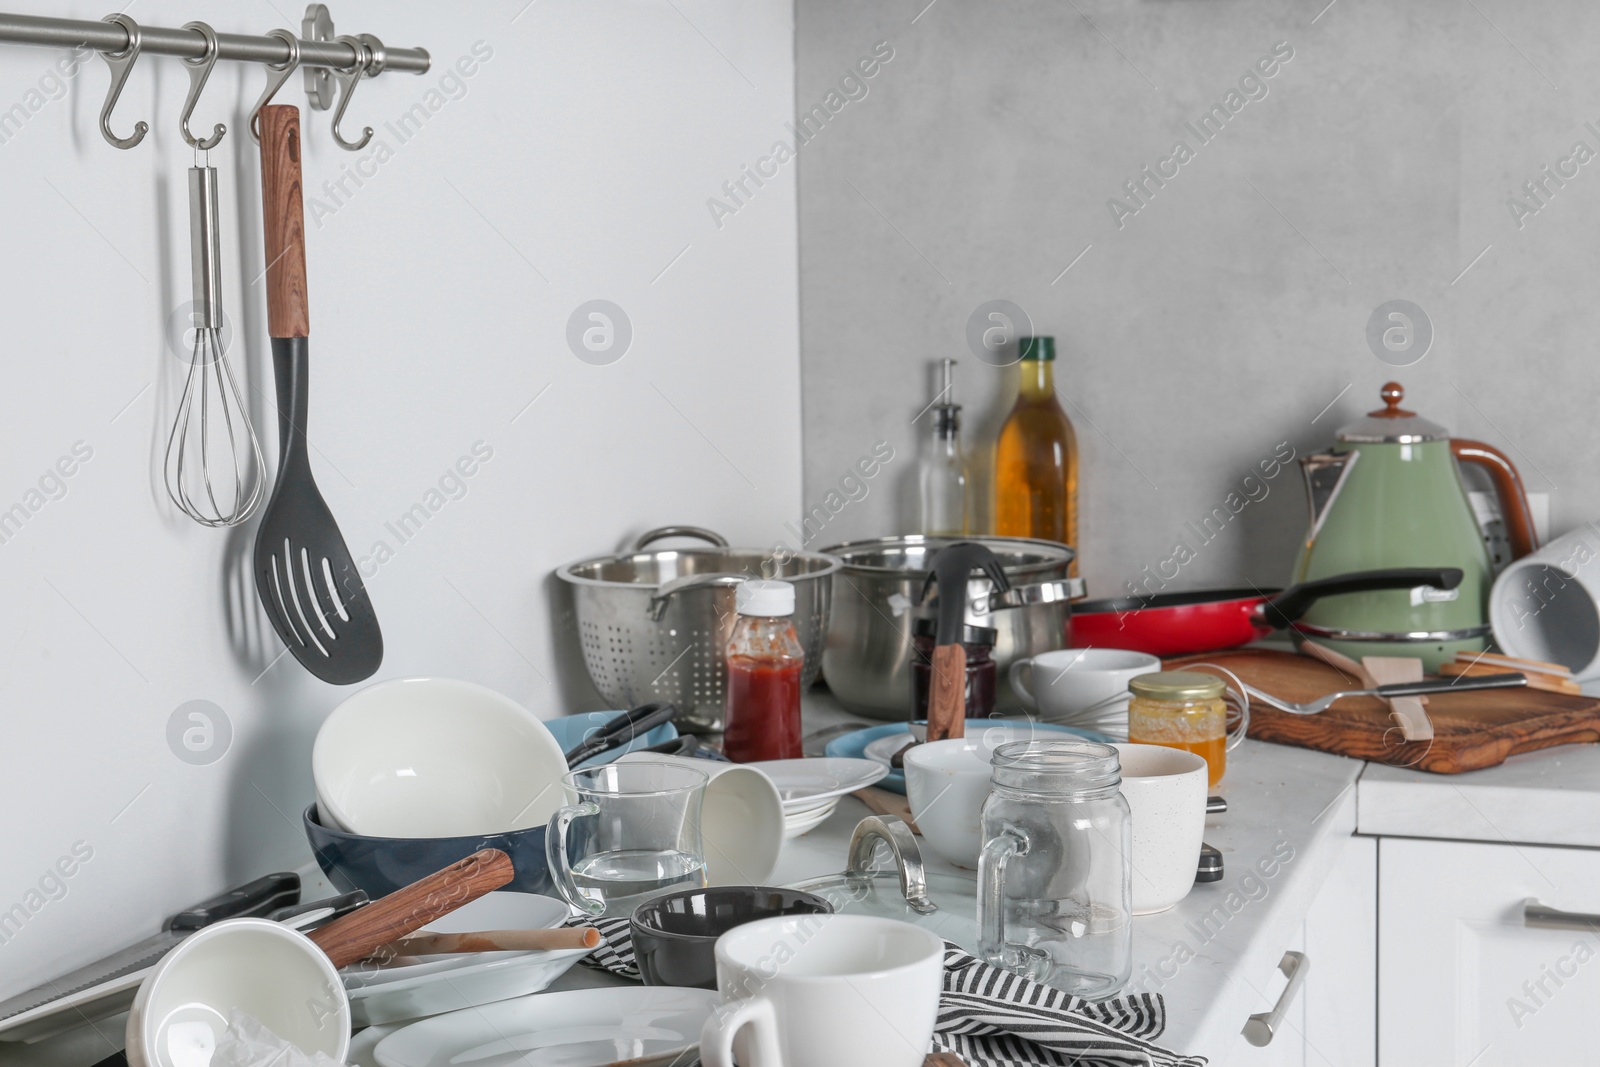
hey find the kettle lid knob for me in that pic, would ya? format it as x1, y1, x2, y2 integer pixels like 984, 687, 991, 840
1369, 381, 1416, 418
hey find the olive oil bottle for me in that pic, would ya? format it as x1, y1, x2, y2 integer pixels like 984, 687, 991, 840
994, 336, 1079, 560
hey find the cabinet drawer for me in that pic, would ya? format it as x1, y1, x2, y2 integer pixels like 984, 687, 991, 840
1379, 837, 1600, 1066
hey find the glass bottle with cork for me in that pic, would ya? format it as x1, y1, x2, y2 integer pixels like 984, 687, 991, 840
994, 336, 1079, 565
722, 579, 805, 762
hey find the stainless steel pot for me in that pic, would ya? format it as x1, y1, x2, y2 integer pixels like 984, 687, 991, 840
819, 535, 1083, 719
557, 526, 840, 731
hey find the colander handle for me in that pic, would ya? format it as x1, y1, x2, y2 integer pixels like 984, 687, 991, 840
632, 526, 729, 551
646, 573, 747, 621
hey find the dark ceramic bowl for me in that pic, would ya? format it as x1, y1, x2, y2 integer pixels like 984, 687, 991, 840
302, 804, 555, 898
631, 886, 834, 989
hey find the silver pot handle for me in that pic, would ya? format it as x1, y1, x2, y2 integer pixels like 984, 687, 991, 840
972, 577, 1088, 615
645, 573, 747, 621
632, 526, 730, 551
846, 815, 936, 914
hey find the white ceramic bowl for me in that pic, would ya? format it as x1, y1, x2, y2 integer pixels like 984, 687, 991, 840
313, 678, 568, 838
1114, 743, 1208, 915
614, 753, 785, 885
126, 918, 349, 1067
901, 738, 997, 868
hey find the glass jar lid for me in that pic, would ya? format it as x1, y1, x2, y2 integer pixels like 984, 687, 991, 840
1129, 670, 1227, 702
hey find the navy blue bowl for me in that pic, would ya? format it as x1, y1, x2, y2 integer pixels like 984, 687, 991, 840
302, 804, 556, 898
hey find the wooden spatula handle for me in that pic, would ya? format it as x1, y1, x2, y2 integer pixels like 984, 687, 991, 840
927, 643, 967, 741
307, 848, 514, 969
258, 104, 310, 339
385, 926, 601, 956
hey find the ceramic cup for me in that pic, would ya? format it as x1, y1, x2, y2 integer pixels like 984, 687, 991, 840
1009, 649, 1162, 739
1491, 526, 1600, 680
700, 914, 944, 1067
126, 918, 350, 1067
1113, 743, 1208, 915
615, 752, 786, 886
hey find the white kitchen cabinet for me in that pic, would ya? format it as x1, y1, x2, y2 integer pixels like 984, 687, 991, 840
1219, 835, 1377, 1067
1380, 837, 1600, 1066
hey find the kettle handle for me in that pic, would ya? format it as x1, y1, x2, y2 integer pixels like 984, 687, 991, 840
1451, 439, 1538, 560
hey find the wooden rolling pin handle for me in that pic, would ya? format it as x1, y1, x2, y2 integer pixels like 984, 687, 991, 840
308, 848, 515, 969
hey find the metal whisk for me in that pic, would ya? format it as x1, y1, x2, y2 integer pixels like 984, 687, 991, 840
164, 162, 265, 527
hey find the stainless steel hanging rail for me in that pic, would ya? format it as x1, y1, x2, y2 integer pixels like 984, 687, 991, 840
0, 11, 429, 73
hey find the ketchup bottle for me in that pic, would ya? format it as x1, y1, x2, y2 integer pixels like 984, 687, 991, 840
723, 579, 805, 762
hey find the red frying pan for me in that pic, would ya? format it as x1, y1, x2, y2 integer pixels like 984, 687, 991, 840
1071, 568, 1463, 657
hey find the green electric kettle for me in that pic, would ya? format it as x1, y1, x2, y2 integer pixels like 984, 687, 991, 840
1293, 382, 1538, 670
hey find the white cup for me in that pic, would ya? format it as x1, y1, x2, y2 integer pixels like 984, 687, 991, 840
1009, 649, 1162, 738
615, 752, 785, 886
1491, 527, 1600, 679
1113, 743, 1208, 915
700, 914, 944, 1067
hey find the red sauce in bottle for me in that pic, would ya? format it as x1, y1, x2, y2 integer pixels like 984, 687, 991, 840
724, 656, 804, 761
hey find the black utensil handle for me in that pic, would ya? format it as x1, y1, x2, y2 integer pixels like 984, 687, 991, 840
1207, 795, 1228, 814
1375, 673, 1526, 698
168, 872, 301, 932
1260, 568, 1464, 627
270, 336, 313, 477
563, 703, 681, 766
266, 889, 369, 928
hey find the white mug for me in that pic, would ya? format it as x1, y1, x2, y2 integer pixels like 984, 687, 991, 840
700, 914, 944, 1067
614, 752, 785, 887
1491, 526, 1600, 679
1113, 743, 1208, 915
1009, 649, 1162, 738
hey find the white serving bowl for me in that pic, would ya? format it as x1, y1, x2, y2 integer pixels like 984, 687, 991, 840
126, 918, 349, 1067
314, 678, 568, 838
902, 737, 1004, 868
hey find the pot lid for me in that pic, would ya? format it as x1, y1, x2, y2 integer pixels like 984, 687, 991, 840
1336, 382, 1449, 444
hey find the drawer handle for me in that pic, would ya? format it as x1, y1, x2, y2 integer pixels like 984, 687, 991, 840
1524, 898, 1600, 931
1242, 950, 1309, 1047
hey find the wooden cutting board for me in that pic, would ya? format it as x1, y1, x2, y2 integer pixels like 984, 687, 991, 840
1165, 649, 1600, 773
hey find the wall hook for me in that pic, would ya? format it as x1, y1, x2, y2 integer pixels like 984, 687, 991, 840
250, 28, 302, 143
179, 21, 227, 150
97, 13, 149, 149
328, 34, 373, 151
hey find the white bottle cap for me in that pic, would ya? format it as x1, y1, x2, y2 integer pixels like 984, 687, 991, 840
736, 579, 795, 616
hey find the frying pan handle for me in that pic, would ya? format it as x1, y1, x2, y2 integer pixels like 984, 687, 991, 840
1259, 568, 1464, 627
259, 105, 309, 339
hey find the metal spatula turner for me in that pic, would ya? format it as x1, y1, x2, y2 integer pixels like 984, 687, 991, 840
253, 105, 382, 684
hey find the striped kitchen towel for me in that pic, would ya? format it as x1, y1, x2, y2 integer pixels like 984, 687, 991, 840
564, 917, 1206, 1067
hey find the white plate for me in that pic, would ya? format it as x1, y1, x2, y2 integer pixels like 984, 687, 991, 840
863, 733, 919, 768
345, 893, 586, 1026
749, 758, 888, 808
782, 801, 839, 838
374, 986, 720, 1067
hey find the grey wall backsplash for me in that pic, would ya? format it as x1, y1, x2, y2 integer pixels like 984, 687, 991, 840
797, 0, 1591, 596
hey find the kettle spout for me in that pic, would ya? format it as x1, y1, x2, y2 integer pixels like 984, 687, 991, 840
1300, 450, 1357, 541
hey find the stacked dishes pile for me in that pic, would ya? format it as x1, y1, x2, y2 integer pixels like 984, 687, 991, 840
747, 757, 889, 838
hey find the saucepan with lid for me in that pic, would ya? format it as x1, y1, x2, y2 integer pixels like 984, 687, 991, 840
819, 535, 1085, 719
558, 526, 840, 731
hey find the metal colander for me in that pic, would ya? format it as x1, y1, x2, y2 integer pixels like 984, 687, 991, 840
557, 526, 840, 730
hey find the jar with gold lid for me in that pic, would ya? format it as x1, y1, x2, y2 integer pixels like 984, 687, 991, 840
1127, 671, 1230, 787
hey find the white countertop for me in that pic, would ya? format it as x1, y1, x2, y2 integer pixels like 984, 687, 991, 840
1358, 741, 1600, 848
19, 691, 1600, 1066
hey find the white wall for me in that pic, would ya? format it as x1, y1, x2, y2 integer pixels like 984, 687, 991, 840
797, 0, 1589, 593
0, 0, 798, 996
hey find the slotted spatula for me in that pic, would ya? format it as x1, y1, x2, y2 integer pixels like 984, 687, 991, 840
254, 105, 382, 684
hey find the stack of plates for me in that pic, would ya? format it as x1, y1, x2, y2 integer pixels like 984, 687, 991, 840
747, 758, 889, 838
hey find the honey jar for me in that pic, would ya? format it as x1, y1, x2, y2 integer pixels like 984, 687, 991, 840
1127, 671, 1229, 787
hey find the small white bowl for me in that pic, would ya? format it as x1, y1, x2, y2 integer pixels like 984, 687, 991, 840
313, 678, 569, 838
902, 738, 997, 868
126, 918, 349, 1067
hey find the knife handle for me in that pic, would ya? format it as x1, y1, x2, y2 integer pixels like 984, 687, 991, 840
168, 872, 301, 932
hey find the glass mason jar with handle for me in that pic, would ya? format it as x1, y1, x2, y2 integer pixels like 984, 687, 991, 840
977, 739, 1131, 998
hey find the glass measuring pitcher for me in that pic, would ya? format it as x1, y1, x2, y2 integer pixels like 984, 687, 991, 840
977, 740, 1131, 998
546, 761, 709, 917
